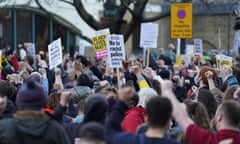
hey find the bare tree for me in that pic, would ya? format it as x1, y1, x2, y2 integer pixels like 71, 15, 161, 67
35, 0, 169, 43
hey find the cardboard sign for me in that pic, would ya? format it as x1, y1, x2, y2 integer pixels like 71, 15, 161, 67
48, 38, 63, 69
140, 23, 159, 48
193, 39, 203, 55
79, 40, 85, 55
216, 55, 233, 69
233, 32, 240, 56
171, 3, 193, 38
106, 34, 125, 68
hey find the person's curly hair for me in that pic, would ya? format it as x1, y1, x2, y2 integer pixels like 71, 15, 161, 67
47, 92, 61, 110
199, 66, 217, 85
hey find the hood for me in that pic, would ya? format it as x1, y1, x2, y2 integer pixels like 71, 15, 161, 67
3, 100, 16, 117
14, 111, 50, 136
83, 94, 108, 124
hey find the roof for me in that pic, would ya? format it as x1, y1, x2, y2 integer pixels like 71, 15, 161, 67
0, 0, 97, 38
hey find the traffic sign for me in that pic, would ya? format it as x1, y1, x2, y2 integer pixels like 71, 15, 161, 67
171, 3, 193, 39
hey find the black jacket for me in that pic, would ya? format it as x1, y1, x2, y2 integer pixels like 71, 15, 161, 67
0, 111, 70, 144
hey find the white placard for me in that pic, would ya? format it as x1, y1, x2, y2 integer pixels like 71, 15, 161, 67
96, 28, 110, 36
79, 40, 85, 55
140, 23, 159, 48
48, 38, 63, 69
233, 32, 240, 56
106, 34, 125, 68
24, 43, 36, 57
193, 39, 203, 55
186, 44, 194, 55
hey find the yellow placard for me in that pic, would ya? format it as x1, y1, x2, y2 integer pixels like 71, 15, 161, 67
216, 55, 233, 69
176, 55, 182, 68
171, 3, 193, 39
92, 35, 107, 52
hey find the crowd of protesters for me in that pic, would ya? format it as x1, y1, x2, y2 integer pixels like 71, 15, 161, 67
0, 43, 239, 144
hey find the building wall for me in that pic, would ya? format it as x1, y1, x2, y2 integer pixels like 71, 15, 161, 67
149, 14, 236, 55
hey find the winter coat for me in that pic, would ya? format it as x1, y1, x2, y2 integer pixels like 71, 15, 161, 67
121, 107, 146, 133
0, 111, 70, 144
0, 100, 16, 120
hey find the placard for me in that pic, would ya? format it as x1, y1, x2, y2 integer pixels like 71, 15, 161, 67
106, 34, 125, 68
24, 42, 36, 67
171, 3, 193, 38
193, 39, 203, 55
233, 32, 240, 56
48, 38, 63, 69
96, 28, 110, 36
79, 40, 85, 55
216, 55, 233, 69
24, 43, 36, 57
140, 23, 159, 48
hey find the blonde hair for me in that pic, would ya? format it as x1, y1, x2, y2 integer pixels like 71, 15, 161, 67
137, 88, 158, 108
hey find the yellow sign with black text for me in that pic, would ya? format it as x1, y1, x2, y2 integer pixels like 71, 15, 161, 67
171, 3, 192, 39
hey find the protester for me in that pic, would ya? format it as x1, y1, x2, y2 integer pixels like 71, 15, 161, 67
121, 87, 158, 133
106, 86, 179, 144
0, 79, 71, 144
162, 80, 240, 144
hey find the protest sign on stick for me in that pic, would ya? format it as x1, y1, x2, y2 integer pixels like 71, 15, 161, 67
92, 35, 108, 60
106, 34, 125, 68
233, 32, 240, 56
193, 39, 203, 55
107, 34, 125, 88
140, 23, 159, 67
48, 38, 63, 70
79, 40, 85, 56
216, 54, 233, 69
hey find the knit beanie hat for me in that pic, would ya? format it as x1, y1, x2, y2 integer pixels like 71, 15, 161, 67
199, 66, 217, 85
16, 79, 47, 110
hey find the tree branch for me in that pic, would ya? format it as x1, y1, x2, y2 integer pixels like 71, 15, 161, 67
141, 12, 170, 22
122, 0, 149, 42
73, 0, 103, 30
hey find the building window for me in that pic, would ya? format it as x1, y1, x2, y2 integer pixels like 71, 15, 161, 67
35, 14, 49, 52
53, 21, 66, 52
0, 10, 13, 48
16, 10, 32, 46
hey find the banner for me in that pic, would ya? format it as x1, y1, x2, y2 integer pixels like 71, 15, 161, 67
48, 38, 63, 69
216, 54, 233, 69
106, 34, 125, 68
140, 23, 159, 48
193, 39, 203, 55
